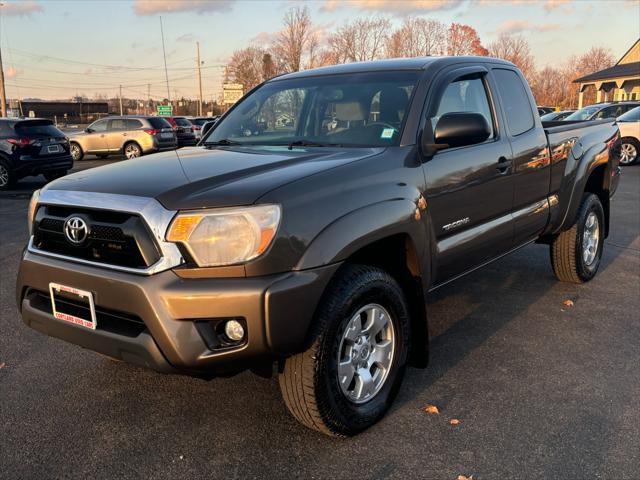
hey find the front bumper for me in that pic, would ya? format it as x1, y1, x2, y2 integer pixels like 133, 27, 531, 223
17, 250, 338, 376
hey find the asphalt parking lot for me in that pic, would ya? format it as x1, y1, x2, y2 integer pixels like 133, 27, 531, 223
1, 158, 638, 479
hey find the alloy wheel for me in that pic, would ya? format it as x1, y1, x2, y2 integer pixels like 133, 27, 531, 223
337, 304, 395, 404
583, 212, 600, 266
0, 164, 9, 187
70, 144, 81, 161
619, 142, 637, 165
125, 144, 141, 159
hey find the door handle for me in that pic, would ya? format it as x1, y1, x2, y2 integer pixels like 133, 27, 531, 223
496, 157, 511, 174
122, 133, 127, 136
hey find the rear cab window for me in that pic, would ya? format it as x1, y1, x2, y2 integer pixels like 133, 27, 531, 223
492, 68, 535, 136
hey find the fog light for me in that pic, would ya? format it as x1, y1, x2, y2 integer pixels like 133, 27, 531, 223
224, 320, 245, 342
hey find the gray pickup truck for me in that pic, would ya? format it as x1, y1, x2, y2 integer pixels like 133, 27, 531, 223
17, 57, 621, 436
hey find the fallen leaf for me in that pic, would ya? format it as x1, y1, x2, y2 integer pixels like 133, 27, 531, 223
0, 362, 5, 369
423, 404, 439, 414
563, 299, 574, 307
449, 418, 460, 426
179, 455, 184, 460
457, 476, 473, 480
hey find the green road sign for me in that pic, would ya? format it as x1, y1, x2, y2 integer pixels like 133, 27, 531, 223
157, 105, 173, 116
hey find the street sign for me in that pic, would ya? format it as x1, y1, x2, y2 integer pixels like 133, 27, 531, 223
223, 83, 244, 105
157, 105, 173, 116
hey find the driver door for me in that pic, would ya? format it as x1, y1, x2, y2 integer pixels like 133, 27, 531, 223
83, 119, 108, 153
422, 69, 515, 285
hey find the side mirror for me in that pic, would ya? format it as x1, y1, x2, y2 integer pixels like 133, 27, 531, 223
85, 128, 93, 133
421, 112, 491, 157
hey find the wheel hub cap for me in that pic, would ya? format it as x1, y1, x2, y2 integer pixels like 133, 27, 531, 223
583, 212, 599, 266
0, 165, 8, 187
337, 304, 395, 404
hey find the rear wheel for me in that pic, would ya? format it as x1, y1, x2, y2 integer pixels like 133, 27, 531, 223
123, 142, 142, 159
278, 264, 411, 436
70, 142, 84, 161
619, 138, 639, 166
550, 193, 605, 283
0, 160, 15, 190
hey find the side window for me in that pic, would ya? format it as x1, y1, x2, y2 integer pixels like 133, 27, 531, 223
492, 68, 535, 136
109, 119, 127, 131
434, 77, 494, 139
90, 119, 108, 132
126, 119, 143, 130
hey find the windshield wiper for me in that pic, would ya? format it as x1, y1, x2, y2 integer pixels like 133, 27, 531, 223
204, 138, 242, 146
287, 140, 335, 150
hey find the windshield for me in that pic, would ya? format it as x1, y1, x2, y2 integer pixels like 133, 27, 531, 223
205, 71, 420, 147
617, 106, 640, 122
564, 106, 601, 121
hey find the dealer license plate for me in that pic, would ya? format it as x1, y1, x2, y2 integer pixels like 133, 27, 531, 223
49, 283, 97, 330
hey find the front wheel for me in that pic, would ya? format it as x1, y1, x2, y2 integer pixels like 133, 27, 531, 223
550, 193, 605, 283
619, 138, 639, 166
278, 265, 411, 436
123, 142, 142, 159
70, 142, 84, 161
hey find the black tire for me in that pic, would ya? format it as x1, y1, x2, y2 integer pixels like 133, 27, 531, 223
70, 142, 84, 161
550, 193, 605, 283
123, 142, 142, 159
278, 264, 411, 436
619, 137, 639, 166
44, 170, 68, 182
0, 159, 15, 190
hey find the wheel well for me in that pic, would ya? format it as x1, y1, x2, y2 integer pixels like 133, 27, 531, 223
584, 164, 609, 237
123, 140, 141, 150
345, 234, 429, 368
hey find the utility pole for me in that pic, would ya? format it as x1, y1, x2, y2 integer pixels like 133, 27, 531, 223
196, 42, 203, 116
159, 16, 171, 103
119, 85, 123, 116
147, 83, 151, 115
0, 3, 7, 117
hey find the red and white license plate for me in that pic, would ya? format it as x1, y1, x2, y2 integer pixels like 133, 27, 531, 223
49, 283, 97, 330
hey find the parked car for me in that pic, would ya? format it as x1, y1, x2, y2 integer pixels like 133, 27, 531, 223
617, 106, 640, 165
199, 117, 220, 139
17, 56, 621, 436
0, 118, 72, 189
165, 116, 197, 147
186, 117, 216, 140
69, 116, 176, 161
537, 106, 555, 115
564, 101, 640, 122
540, 110, 575, 121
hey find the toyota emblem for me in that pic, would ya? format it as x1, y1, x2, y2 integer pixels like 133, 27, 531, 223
64, 216, 89, 245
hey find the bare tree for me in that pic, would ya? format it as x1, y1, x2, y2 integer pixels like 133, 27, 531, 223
386, 18, 447, 58
530, 66, 568, 108
273, 6, 314, 72
328, 17, 391, 63
224, 46, 269, 91
447, 23, 488, 56
562, 47, 616, 107
487, 33, 535, 80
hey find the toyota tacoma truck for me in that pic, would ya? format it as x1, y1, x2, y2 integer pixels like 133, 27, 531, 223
16, 57, 621, 436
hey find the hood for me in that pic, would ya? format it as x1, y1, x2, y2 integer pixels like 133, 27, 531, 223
46, 146, 383, 210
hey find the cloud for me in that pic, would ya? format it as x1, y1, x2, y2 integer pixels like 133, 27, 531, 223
498, 19, 560, 34
543, 0, 572, 12
250, 31, 279, 46
6, 66, 23, 79
320, 0, 464, 15
176, 33, 195, 43
1, 1, 42, 16
133, 0, 235, 16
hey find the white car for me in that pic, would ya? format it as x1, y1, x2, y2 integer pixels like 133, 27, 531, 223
617, 106, 640, 166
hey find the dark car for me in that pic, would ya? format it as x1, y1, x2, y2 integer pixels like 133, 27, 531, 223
540, 110, 575, 121
185, 116, 217, 140
0, 118, 72, 189
564, 101, 640, 121
537, 106, 555, 115
18, 57, 621, 436
166, 116, 197, 147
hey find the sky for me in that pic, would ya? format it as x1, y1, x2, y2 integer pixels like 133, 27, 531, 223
2, 0, 639, 101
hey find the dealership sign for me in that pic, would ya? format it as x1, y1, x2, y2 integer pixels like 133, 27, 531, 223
157, 105, 173, 116
223, 84, 244, 105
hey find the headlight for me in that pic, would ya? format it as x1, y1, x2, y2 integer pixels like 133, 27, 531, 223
28, 189, 40, 235
166, 204, 281, 267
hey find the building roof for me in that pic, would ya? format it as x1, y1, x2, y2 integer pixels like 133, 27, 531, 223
573, 61, 640, 83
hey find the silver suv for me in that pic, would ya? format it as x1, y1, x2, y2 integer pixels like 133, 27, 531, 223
69, 116, 177, 161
